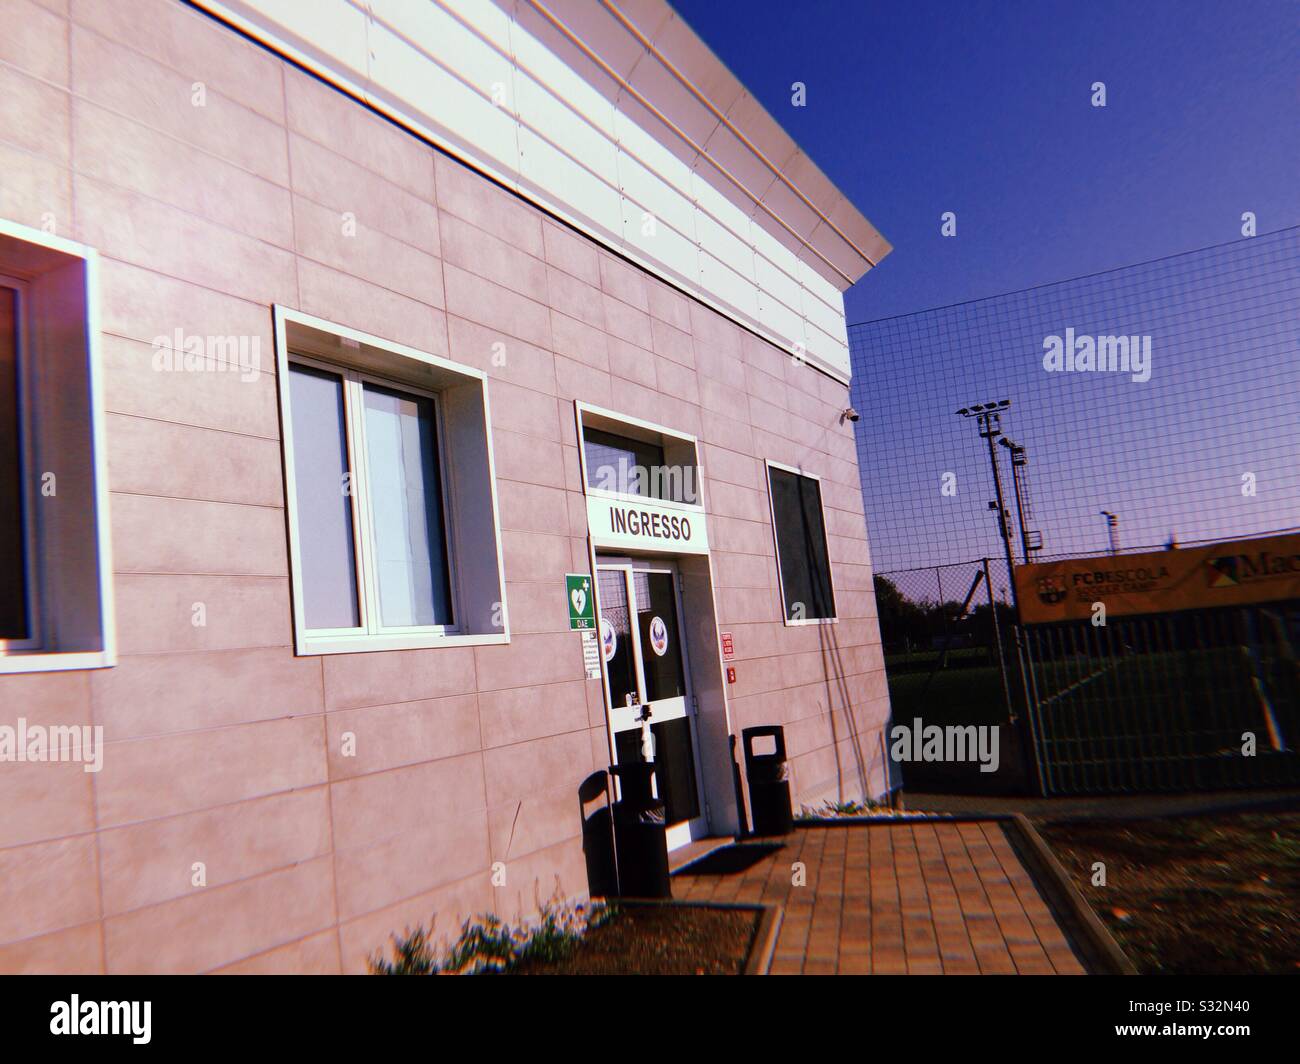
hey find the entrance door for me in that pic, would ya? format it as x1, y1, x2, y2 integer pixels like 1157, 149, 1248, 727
595, 558, 707, 849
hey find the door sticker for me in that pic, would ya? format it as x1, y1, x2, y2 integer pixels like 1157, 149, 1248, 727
648, 615, 669, 656
600, 618, 617, 662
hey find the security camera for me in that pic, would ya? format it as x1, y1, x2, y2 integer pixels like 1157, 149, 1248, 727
842, 406, 861, 423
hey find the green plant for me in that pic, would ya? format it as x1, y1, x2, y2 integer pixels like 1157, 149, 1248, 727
368, 900, 615, 975
796, 797, 890, 820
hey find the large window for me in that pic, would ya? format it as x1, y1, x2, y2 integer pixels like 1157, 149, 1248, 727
767, 462, 836, 623
275, 308, 507, 655
0, 221, 113, 674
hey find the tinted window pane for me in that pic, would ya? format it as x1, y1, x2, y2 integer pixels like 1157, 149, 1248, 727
597, 569, 639, 709
363, 383, 453, 627
770, 467, 836, 620
584, 428, 670, 499
650, 716, 700, 824
636, 571, 685, 702
0, 286, 27, 639
288, 363, 360, 629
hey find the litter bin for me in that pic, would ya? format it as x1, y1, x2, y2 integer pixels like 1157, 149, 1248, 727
609, 762, 671, 898
742, 725, 793, 836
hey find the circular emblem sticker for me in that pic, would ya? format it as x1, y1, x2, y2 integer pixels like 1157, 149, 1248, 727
600, 618, 617, 662
648, 615, 669, 656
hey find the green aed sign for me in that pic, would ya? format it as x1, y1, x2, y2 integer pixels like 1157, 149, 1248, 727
565, 573, 595, 630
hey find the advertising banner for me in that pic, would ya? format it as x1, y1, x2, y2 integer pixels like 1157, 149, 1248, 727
1015, 532, 1300, 624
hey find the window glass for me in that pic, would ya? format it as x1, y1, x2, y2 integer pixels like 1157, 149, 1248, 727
362, 383, 453, 627
288, 363, 361, 629
584, 428, 669, 499
636, 571, 685, 702
0, 286, 26, 639
597, 568, 639, 709
769, 467, 836, 620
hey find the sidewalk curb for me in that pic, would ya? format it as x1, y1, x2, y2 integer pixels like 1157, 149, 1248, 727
1007, 813, 1138, 975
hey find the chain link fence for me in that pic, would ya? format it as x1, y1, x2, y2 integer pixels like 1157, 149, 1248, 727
857, 229, 1300, 797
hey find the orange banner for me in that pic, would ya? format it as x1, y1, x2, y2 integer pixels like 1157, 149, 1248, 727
1014, 532, 1300, 624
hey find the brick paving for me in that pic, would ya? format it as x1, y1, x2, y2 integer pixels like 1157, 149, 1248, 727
673, 822, 1090, 975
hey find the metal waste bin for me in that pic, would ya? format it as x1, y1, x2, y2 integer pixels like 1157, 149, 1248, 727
742, 725, 793, 836
609, 762, 671, 898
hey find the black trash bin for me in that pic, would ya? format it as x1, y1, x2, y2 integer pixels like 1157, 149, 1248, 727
609, 762, 671, 898
742, 725, 793, 836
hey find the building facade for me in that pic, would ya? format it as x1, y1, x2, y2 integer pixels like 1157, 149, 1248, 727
0, 0, 892, 973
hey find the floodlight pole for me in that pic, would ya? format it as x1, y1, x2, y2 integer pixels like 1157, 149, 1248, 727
956, 403, 1020, 612
1001, 439, 1033, 562
1100, 511, 1119, 556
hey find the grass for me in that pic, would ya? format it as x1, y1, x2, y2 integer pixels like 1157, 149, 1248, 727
512, 905, 759, 975
369, 899, 760, 976
1037, 811, 1300, 974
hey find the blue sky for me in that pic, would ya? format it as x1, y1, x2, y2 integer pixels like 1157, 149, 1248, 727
671, 0, 1300, 323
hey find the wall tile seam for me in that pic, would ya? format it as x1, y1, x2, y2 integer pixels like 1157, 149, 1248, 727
322, 673, 589, 715
106, 487, 286, 513
59, 46, 289, 183
104, 408, 282, 448
0, 917, 105, 962
0, 49, 73, 97
67, 2, 288, 122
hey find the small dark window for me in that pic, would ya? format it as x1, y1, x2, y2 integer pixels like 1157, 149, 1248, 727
768, 466, 836, 621
0, 284, 28, 640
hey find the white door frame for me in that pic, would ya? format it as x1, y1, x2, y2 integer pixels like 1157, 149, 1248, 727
594, 554, 709, 849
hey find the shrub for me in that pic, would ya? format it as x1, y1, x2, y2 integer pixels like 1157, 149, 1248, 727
368, 900, 615, 975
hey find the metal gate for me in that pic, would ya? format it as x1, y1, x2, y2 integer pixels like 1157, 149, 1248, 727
1020, 602, 1300, 794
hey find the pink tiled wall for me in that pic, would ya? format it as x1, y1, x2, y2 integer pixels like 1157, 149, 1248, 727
0, 0, 890, 973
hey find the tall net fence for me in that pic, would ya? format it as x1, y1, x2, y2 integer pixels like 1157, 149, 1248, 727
856, 230, 1300, 795
848, 227, 1300, 574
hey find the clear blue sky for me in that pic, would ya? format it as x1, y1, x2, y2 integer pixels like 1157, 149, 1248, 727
671, 0, 1300, 323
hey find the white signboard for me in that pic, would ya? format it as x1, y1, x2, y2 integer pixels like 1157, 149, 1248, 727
581, 629, 602, 680
586, 496, 709, 555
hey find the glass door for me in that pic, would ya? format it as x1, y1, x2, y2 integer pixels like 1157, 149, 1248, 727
595, 559, 707, 847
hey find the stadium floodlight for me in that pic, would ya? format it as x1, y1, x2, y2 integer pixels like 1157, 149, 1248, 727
955, 399, 1020, 606
1100, 510, 1120, 556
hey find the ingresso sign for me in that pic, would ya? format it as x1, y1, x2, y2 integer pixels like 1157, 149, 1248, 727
586, 495, 708, 556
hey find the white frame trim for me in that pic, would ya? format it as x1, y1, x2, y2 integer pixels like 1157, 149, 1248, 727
0, 218, 115, 675
273, 305, 509, 655
575, 399, 706, 512
593, 556, 709, 849
765, 458, 839, 626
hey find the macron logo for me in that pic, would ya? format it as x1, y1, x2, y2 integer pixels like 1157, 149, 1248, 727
50, 996, 151, 1045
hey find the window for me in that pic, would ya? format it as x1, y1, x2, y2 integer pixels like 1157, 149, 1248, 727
767, 462, 836, 623
275, 307, 508, 655
579, 410, 701, 506
584, 428, 667, 498
0, 281, 28, 642
0, 220, 113, 674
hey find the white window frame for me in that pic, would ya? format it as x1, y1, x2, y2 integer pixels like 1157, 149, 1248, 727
765, 458, 839, 626
574, 400, 707, 514
274, 306, 509, 655
0, 218, 114, 675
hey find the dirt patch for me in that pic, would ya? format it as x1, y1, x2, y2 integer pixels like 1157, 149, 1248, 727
512, 904, 760, 976
1037, 811, 1300, 974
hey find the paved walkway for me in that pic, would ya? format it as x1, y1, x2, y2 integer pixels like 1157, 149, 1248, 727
673, 822, 1090, 975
